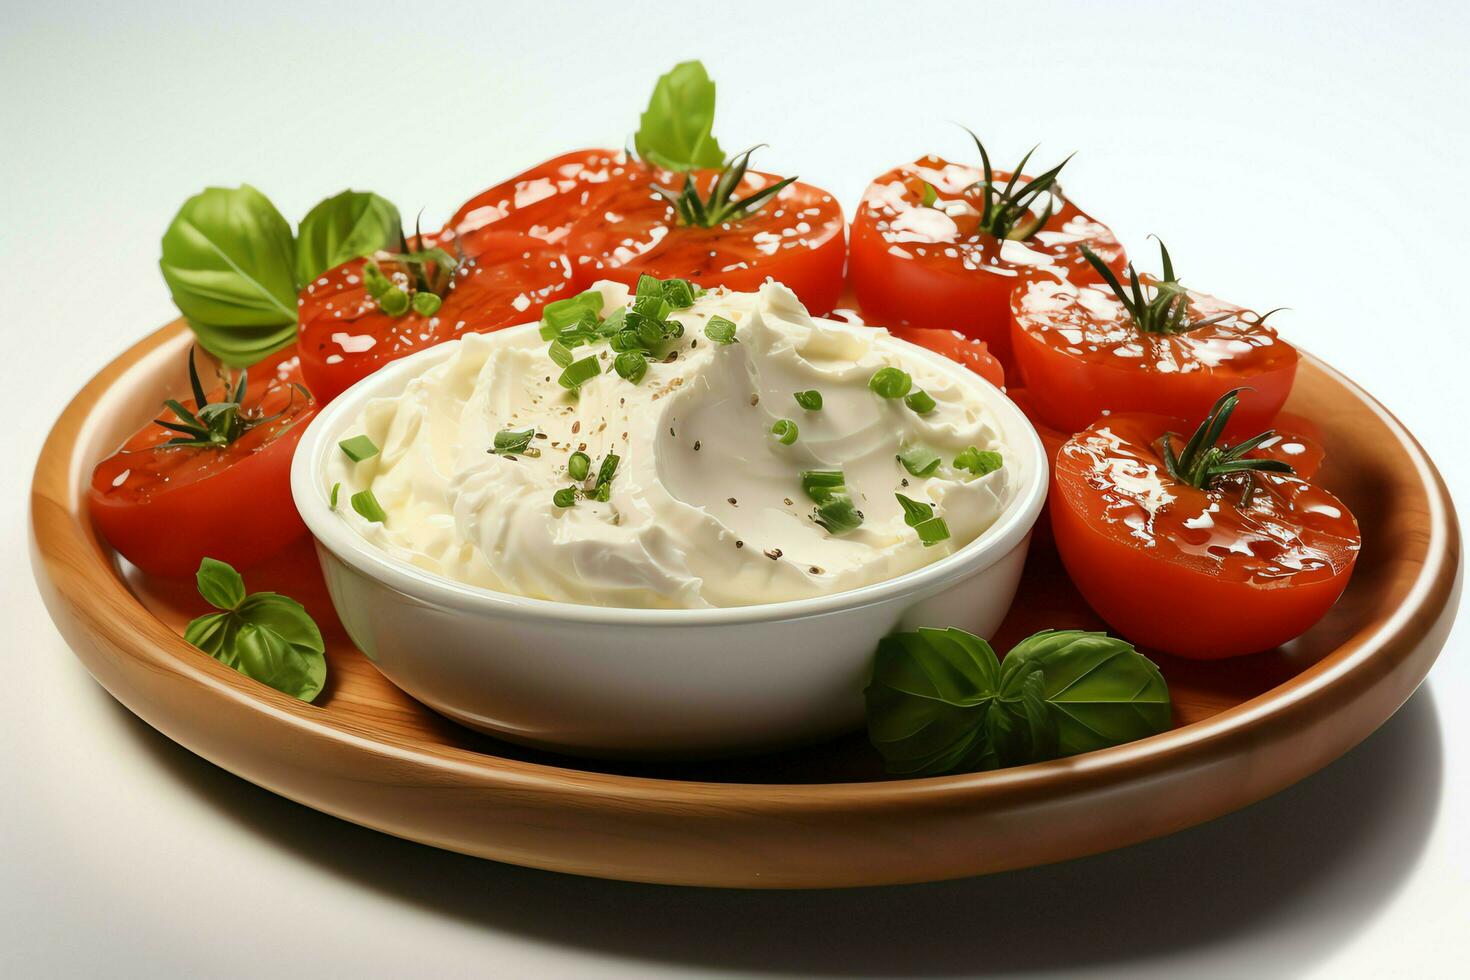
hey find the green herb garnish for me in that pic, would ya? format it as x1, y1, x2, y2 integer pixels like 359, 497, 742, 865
964, 130, 1074, 243
904, 389, 936, 415
661, 277, 698, 310
568, 451, 591, 482
596, 453, 620, 490
919, 180, 939, 208
633, 60, 726, 172
895, 493, 950, 547
1081, 238, 1247, 336
801, 469, 863, 534
548, 339, 575, 368
897, 444, 941, 477
865, 628, 1171, 775
869, 367, 912, 399
954, 447, 1003, 477
329, 482, 340, 509
541, 289, 605, 332
793, 390, 823, 411
1159, 388, 1294, 505
338, 434, 379, 462
153, 347, 306, 449
614, 350, 648, 384
771, 419, 799, 446
350, 488, 388, 524
553, 486, 578, 509
491, 428, 538, 456
558, 355, 601, 391
652, 145, 797, 228
184, 558, 326, 702
704, 315, 738, 344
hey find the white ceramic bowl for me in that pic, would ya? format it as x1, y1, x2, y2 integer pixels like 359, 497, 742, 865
291, 320, 1048, 758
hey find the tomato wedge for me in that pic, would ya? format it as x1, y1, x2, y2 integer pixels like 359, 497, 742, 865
849, 151, 1124, 366
1050, 395, 1359, 659
90, 347, 315, 578
564, 162, 846, 315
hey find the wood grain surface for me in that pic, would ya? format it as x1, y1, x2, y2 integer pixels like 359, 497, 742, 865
29, 320, 1461, 888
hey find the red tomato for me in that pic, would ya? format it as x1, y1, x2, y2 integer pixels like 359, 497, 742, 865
90, 347, 315, 578
297, 231, 573, 402
849, 154, 1124, 366
886, 325, 1005, 390
1011, 276, 1299, 435
563, 166, 847, 315
1051, 410, 1359, 658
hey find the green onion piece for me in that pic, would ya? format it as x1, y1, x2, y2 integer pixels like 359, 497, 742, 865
814, 494, 863, 534
705, 316, 738, 344
338, 434, 380, 462
558, 356, 601, 390
614, 350, 648, 384
905, 389, 937, 415
793, 390, 823, 411
412, 291, 442, 316
492, 428, 536, 455
595, 453, 620, 489
567, 451, 591, 482
914, 516, 950, 546
378, 287, 409, 317
632, 312, 666, 348
541, 289, 604, 330
609, 328, 643, 352
548, 340, 574, 368
661, 278, 697, 309
919, 181, 939, 208
869, 367, 912, 399
591, 482, 612, 502
801, 469, 846, 503
771, 419, 799, 446
598, 308, 627, 336
895, 492, 934, 525
955, 447, 1004, 476
538, 322, 560, 341
329, 482, 340, 509
350, 488, 388, 524
897, 444, 941, 477
553, 486, 578, 508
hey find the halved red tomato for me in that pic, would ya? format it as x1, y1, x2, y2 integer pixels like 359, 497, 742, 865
1010, 244, 1298, 435
849, 145, 1124, 366
563, 155, 846, 315
90, 346, 314, 578
1051, 392, 1359, 658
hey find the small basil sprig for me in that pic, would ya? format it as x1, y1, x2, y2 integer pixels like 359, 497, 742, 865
160, 186, 299, 367
865, 628, 1170, 776
633, 60, 726, 172
183, 558, 326, 702
295, 190, 402, 286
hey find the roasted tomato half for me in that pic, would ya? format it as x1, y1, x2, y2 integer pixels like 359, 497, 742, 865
298, 231, 573, 402
564, 149, 846, 315
1011, 241, 1299, 434
1051, 391, 1359, 659
90, 347, 315, 578
849, 139, 1124, 366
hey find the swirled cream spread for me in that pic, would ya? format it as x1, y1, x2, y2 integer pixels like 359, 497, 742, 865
329, 281, 1014, 608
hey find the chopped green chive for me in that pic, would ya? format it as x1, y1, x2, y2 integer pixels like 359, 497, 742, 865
914, 516, 951, 546
491, 428, 537, 455
614, 350, 648, 384
801, 470, 846, 501
350, 488, 387, 524
378, 287, 409, 317
919, 181, 939, 208
595, 453, 620, 490
591, 482, 612, 502
896, 492, 950, 547
553, 486, 578, 508
801, 469, 863, 534
771, 419, 799, 446
338, 434, 379, 462
897, 444, 941, 477
955, 447, 1004, 477
905, 389, 936, 415
548, 340, 575, 368
567, 451, 591, 482
793, 389, 823, 411
541, 289, 604, 330
704, 315, 738, 344
411, 291, 442, 316
661, 278, 697, 309
598, 307, 627, 336
558, 355, 601, 391
869, 367, 912, 399
329, 482, 340, 509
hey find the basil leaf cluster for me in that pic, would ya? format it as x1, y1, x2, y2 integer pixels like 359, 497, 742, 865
160, 186, 400, 366
634, 60, 726, 172
183, 558, 327, 702
865, 628, 1171, 776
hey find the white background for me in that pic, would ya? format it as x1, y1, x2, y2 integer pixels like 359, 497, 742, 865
4, 2, 1467, 977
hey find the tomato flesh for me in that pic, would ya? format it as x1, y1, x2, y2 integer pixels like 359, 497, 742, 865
89, 348, 315, 578
849, 156, 1125, 366
446, 148, 645, 248
1051, 413, 1359, 659
564, 167, 847, 315
886, 325, 1005, 390
1011, 278, 1299, 434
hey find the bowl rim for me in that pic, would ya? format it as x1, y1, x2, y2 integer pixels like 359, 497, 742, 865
289, 314, 1049, 626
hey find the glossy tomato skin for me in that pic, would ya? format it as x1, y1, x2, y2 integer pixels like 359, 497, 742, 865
1011, 278, 1299, 435
297, 232, 573, 403
886, 325, 1005, 390
1051, 413, 1359, 659
848, 155, 1125, 366
89, 349, 313, 578
564, 167, 847, 315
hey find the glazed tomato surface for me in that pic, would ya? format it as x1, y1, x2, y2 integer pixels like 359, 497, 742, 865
297, 232, 574, 402
1011, 277, 1299, 434
887, 325, 1005, 390
564, 167, 847, 315
1051, 412, 1359, 659
848, 155, 1124, 365
90, 348, 315, 578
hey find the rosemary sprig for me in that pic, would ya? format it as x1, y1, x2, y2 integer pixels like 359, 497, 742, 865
652, 145, 796, 227
1081, 238, 1247, 336
153, 348, 305, 449
961, 129, 1073, 242
1158, 388, 1294, 505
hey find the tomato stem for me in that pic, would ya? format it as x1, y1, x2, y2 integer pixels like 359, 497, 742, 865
962, 129, 1072, 242
651, 145, 796, 228
1157, 388, 1295, 495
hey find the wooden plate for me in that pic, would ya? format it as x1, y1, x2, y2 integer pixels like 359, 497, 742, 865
31, 320, 1461, 889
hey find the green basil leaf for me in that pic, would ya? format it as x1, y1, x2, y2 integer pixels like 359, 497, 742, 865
195, 557, 245, 610
159, 185, 299, 367
295, 190, 401, 286
234, 623, 327, 703
237, 594, 325, 656
998, 629, 1171, 757
183, 611, 236, 663
634, 60, 726, 172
